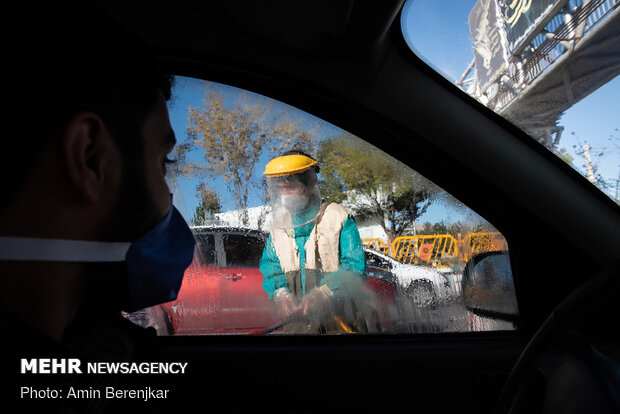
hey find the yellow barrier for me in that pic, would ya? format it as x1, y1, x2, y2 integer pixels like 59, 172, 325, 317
391, 235, 458, 267
361, 238, 390, 255
362, 231, 507, 268
464, 232, 508, 262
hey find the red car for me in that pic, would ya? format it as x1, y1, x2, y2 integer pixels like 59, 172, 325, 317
154, 226, 397, 334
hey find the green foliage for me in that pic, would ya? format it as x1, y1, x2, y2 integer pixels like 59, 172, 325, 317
318, 133, 442, 242
416, 221, 484, 237
553, 146, 574, 165
191, 183, 221, 226
418, 221, 448, 235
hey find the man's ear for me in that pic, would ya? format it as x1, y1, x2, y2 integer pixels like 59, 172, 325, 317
62, 113, 120, 204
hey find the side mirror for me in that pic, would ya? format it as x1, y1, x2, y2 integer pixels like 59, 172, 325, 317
462, 251, 518, 322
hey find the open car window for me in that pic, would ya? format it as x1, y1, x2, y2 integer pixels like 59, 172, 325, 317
401, 0, 620, 204
128, 75, 518, 335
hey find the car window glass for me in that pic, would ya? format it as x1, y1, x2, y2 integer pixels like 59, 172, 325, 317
133, 75, 518, 335
194, 233, 216, 266
365, 252, 392, 270
223, 234, 264, 268
401, 0, 620, 203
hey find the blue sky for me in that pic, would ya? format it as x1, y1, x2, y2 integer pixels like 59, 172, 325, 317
167, 0, 618, 226
558, 76, 620, 193
401, 0, 478, 82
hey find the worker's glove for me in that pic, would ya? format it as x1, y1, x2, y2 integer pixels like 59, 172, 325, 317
299, 285, 333, 317
273, 288, 298, 317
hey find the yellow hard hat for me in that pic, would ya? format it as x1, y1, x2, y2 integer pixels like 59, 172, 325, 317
263, 154, 318, 177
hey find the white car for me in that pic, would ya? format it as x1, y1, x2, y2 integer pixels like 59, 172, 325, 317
364, 248, 451, 308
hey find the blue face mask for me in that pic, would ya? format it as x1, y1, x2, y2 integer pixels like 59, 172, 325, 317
124, 199, 196, 311
0, 195, 196, 312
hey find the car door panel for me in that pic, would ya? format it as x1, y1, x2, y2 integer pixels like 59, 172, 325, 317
217, 267, 280, 332
162, 265, 223, 334
151, 334, 528, 413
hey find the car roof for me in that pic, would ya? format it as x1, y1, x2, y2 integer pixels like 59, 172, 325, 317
192, 226, 267, 237
98, 1, 400, 105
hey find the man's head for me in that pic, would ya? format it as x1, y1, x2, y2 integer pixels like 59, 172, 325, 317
0, 4, 174, 242
0, 5, 186, 323
264, 150, 321, 214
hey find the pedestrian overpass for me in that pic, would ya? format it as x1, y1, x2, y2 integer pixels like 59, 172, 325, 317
457, 0, 620, 148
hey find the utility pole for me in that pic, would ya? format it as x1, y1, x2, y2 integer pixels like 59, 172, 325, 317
583, 144, 596, 184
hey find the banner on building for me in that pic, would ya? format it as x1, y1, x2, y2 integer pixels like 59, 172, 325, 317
500, 0, 568, 53
469, 0, 569, 93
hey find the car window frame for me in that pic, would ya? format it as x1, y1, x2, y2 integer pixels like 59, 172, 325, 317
164, 64, 538, 335
164, 73, 528, 336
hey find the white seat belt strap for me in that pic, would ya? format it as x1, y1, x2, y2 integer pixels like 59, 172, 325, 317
0, 237, 130, 262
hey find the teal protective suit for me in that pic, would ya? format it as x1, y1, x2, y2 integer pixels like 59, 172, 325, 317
260, 202, 367, 300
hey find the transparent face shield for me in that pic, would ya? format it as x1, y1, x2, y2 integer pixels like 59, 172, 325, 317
267, 169, 321, 230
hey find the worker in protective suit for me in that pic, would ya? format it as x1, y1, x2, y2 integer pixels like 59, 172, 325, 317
259, 150, 378, 333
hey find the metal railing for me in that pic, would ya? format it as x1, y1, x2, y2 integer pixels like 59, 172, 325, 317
392, 235, 459, 266
363, 231, 508, 270
363, 238, 391, 255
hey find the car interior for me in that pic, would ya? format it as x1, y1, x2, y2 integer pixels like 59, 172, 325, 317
86, 1, 620, 413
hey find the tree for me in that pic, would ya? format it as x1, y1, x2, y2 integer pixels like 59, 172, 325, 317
318, 133, 443, 244
419, 222, 448, 235
553, 146, 574, 165
191, 183, 221, 226
182, 85, 318, 225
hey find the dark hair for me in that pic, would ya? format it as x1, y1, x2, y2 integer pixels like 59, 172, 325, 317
0, 4, 171, 210
281, 149, 320, 173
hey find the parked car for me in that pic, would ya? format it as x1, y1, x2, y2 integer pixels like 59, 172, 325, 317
144, 226, 398, 334
364, 247, 451, 308
159, 227, 275, 334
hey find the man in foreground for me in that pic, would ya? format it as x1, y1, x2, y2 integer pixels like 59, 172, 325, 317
0, 5, 195, 411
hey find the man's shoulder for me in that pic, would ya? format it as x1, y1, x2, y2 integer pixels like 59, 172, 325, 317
0, 305, 63, 357
322, 202, 351, 221
0, 306, 157, 359
0, 307, 160, 412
